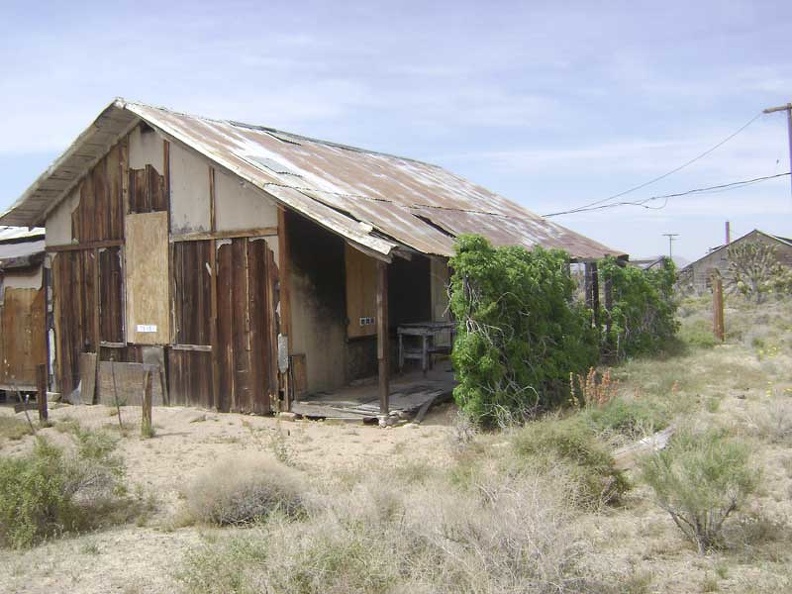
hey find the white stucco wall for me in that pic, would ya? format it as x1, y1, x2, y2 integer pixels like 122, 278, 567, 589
170, 142, 211, 234
128, 125, 165, 173
45, 188, 80, 246
215, 169, 277, 231
3, 267, 43, 290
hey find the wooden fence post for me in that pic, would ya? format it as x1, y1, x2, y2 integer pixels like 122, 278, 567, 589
141, 369, 153, 437
712, 274, 725, 342
36, 364, 48, 423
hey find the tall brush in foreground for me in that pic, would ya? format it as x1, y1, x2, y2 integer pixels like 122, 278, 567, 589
640, 428, 760, 553
0, 429, 126, 549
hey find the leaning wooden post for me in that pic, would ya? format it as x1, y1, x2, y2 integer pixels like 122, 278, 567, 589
712, 273, 725, 342
36, 364, 48, 423
376, 260, 390, 422
141, 369, 153, 437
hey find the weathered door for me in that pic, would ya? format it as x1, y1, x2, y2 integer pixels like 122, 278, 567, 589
216, 237, 278, 414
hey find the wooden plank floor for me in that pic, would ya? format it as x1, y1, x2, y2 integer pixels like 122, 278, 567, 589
290, 362, 455, 421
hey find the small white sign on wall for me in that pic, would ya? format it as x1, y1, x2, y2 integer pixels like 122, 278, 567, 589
136, 324, 158, 333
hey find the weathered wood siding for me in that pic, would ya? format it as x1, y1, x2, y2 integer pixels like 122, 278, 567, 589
0, 285, 45, 390
345, 244, 378, 338
48, 135, 135, 394
172, 240, 212, 346
98, 247, 124, 343
168, 349, 213, 408
52, 250, 99, 395
216, 237, 278, 413
45, 122, 285, 412
72, 144, 125, 243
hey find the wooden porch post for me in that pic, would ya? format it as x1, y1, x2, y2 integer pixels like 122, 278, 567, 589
376, 260, 390, 419
277, 207, 293, 411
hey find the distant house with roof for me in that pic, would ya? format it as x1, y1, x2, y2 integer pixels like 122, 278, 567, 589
0, 227, 46, 394
678, 229, 792, 293
0, 99, 624, 415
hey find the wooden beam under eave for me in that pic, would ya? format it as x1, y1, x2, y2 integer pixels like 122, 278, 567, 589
376, 260, 390, 417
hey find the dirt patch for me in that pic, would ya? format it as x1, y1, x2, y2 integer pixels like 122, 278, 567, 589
0, 402, 458, 594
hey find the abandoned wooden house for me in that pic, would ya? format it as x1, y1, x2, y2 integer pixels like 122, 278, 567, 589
0, 226, 46, 396
0, 99, 623, 417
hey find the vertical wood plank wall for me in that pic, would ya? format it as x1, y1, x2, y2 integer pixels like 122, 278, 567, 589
48, 124, 281, 413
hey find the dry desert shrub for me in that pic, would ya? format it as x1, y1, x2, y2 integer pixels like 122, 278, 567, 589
0, 428, 128, 549
738, 399, 792, 445
179, 468, 611, 594
641, 428, 761, 554
509, 415, 630, 508
183, 453, 308, 526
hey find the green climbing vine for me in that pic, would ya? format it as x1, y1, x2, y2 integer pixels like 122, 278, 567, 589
449, 235, 598, 427
599, 257, 679, 360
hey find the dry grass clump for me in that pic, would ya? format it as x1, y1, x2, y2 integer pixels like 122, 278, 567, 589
726, 295, 792, 349
183, 453, 308, 526
179, 466, 618, 594
0, 415, 34, 442
738, 399, 792, 445
509, 415, 630, 508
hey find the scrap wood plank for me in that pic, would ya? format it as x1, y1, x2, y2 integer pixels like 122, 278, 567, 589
97, 361, 165, 407
414, 392, 442, 424
79, 352, 99, 405
613, 425, 676, 471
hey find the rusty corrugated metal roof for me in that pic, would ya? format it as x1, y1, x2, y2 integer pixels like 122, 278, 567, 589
0, 226, 45, 243
0, 99, 625, 261
0, 233, 45, 271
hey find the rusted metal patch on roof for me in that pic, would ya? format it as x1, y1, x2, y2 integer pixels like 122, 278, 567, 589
1, 98, 625, 261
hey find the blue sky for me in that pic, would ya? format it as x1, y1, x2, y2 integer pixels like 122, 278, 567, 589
1, 0, 790, 261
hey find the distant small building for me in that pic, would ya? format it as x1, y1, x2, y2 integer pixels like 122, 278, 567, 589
0, 227, 46, 394
678, 229, 792, 293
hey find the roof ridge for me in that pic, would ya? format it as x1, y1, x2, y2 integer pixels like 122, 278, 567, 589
118, 98, 437, 168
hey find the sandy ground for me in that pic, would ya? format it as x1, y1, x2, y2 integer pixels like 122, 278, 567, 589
0, 401, 460, 594
2, 336, 791, 594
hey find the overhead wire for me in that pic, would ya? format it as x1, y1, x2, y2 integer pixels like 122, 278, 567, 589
546, 171, 790, 217
543, 111, 765, 217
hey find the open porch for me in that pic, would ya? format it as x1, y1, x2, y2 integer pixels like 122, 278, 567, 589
290, 361, 456, 422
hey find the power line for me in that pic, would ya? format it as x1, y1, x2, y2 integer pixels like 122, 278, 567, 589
544, 171, 791, 217
543, 112, 764, 217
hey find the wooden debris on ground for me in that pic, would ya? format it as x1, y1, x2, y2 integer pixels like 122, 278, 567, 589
613, 425, 676, 471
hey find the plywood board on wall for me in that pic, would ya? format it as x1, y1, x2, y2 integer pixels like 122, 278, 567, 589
126, 212, 170, 345
345, 243, 378, 338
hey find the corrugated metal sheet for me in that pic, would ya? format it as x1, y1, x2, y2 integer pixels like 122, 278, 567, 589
0, 99, 625, 261
0, 238, 45, 270
0, 226, 45, 242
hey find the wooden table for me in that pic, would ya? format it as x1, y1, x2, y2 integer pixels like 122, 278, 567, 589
397, 321, 455, 375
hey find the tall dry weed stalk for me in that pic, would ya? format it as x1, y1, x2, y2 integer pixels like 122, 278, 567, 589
570, 367, 619, 409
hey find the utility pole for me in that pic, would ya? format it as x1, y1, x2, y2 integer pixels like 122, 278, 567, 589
763, 102, 792, 197
662, 233, 679, 259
